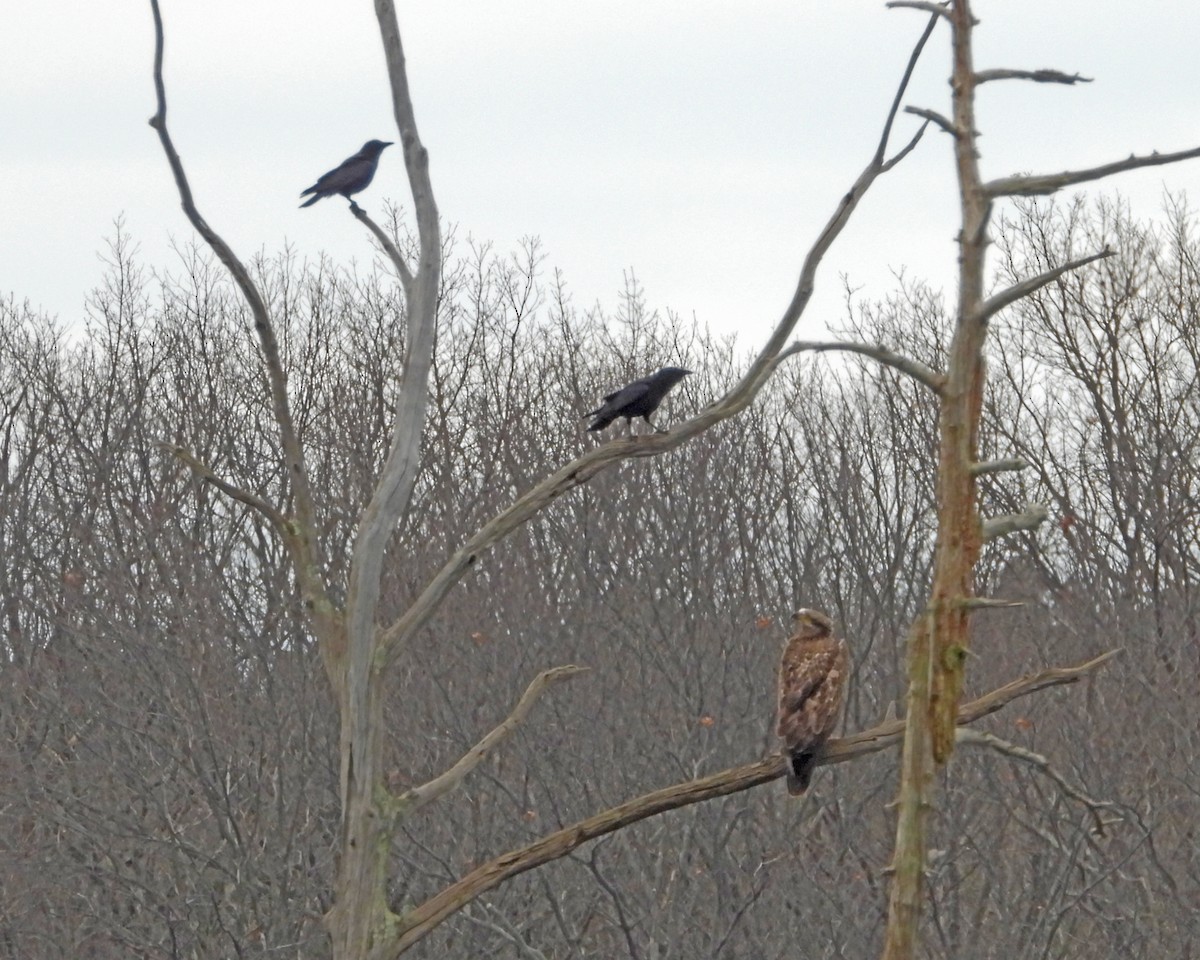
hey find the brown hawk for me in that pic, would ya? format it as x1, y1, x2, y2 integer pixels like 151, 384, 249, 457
776, 609, 848, 795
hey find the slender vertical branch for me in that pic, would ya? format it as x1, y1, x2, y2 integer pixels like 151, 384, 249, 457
325, 2, 443, 957
146, 0, 337, 662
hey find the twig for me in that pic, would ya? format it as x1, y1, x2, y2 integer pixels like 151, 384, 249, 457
790, 340, 946, 394
985, 145, 1200, 197
376, 651, 1117, 957
401, 666, 588, 814
956, 728, 1123, 835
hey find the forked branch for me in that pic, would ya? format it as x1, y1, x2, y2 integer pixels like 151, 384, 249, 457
376, 11, 944, 670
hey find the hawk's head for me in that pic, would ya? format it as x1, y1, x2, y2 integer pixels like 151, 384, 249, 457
790, 608, 833, 639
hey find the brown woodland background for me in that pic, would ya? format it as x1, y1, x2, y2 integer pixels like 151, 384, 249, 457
2, 195, 1198, 957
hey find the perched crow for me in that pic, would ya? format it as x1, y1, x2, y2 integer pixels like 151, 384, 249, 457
299, 139, 393, 208
585, 366, 692, 434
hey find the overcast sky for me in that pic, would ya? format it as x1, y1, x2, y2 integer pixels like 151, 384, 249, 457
4, 2, 1199, 341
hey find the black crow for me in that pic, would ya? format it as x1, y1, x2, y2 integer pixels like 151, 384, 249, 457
299, 140, 393, 208
585, 367, 692, 434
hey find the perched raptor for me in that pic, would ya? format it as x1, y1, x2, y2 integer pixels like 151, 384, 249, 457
584, 366, 692, 434
299, 139, 393, 208
776, 609, 848, 795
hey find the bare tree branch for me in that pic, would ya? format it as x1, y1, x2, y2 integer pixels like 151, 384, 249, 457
352, 205, 415, 295
401, 666, 588, 814
982, 504, 1049, 541
904, 106, 958, 137
970, 458, 1027, 476
985, 145, 1200, 197
328, 0, 445, 953
974, 68, 1092, 85
377, 652, 1117, 958
790, 340, 946, 393
374, 15, 942, 671
881, 120, 931, 172
977, 248, 1113, 323
146, 0, 333, 638
342, 0, 443, 672
160, 443, 288, 534
874, 11, 942, 166
956, 728, 1123, 835
959, 597, 1024, 610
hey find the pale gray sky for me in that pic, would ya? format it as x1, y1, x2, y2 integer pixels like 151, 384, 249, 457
4, 2, 1198, 337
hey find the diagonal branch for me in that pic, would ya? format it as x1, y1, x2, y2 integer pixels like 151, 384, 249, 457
985, 145, 1200, 197
977, 248, 1112, 323
974, 68, 1092, 85
904, 106, 958, 137
401, 666, 588, 815
160, 443, 288, 535
789, 340, 946, 393
376, 16, 942, 671
873, 10, 941, 167
352, 205, 415, 297
147, 0, 332, 635
374, 652, 1117, 958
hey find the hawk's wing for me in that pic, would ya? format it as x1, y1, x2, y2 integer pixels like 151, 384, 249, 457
776, 639, 846, 753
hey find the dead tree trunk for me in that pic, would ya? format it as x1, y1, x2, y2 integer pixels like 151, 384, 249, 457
880, 2, 1200, 956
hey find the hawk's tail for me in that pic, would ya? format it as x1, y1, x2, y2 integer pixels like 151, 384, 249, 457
786, 751, 815, 796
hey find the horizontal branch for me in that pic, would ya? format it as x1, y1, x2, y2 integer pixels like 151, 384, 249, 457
985, 145, 1200, 197
971, 457, 1028, 476
982, 503, 1049, 541
378, 651, 1117, 958
401, 666, 587, 815
959, 597, 1024, 610
974, 68, 1092, 86
977, 248, 1112, 323
790, 339, 946, 394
